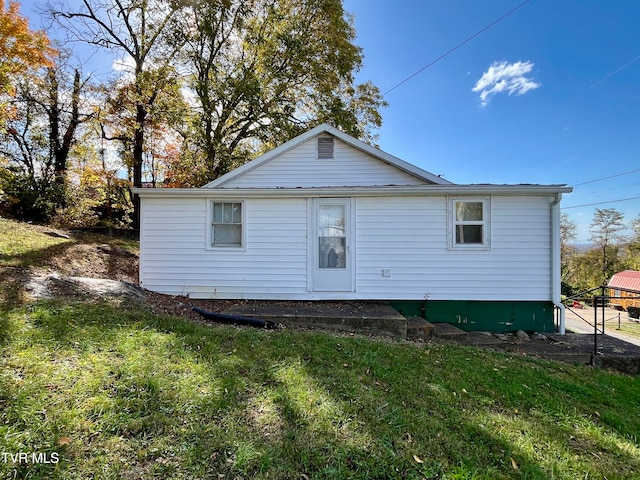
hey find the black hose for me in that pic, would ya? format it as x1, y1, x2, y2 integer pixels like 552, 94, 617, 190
192, 306, 277, 329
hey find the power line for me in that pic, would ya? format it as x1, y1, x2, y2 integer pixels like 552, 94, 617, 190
562, 196, 640, 209
583, 54, 640, 93
572, 168, 640, 187
382, 0, 532, 97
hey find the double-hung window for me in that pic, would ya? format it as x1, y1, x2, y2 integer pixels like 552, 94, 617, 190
210, 201, 243, 247
449, 197, 490, 249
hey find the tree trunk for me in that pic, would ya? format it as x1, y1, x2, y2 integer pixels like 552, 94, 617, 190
131, 102, 146, 230
55, 69, 81, 182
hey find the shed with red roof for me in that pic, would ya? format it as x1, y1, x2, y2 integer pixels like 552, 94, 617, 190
608, 270, 640, 310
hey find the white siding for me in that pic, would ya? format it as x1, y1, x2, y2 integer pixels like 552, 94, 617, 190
216, 137, 426, 188
140, 197, 309, 297
355, 195, 553, 301
139, 194, 554, 301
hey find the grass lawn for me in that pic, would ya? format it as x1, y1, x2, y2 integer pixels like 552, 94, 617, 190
1, 218, 640, 479
1, 303, 639, 479
619, 321, 640, 339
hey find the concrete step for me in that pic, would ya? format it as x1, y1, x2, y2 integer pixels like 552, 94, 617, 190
431, 322, 468, 341
406, 317, 435, 341
223, 302, 408, 340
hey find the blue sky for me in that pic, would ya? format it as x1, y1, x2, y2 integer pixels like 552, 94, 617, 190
17, 0, 640, 243
343, 0, 640, 243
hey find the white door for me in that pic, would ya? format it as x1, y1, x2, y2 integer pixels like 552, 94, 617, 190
312, 198, 353, 292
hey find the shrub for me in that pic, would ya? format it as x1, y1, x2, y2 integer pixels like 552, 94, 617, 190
0, 168, 64, 223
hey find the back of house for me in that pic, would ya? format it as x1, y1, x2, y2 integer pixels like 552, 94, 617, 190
134, 124, 572, 333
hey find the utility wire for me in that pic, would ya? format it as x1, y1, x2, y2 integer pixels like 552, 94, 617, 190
571, 168, 640, 187
562, 196, 640, 209
583, 54, 640, 93
382, 0, 532, 97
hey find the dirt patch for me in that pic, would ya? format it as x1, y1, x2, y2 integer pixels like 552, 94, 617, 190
46, 242, 138, 283
143, 292, 241, 321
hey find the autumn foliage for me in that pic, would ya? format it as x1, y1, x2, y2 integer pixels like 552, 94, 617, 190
0, 0, 56, 122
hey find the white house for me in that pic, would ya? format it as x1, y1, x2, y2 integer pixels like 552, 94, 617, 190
133, 124, 572, 333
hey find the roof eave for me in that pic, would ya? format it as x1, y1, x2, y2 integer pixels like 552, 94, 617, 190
133, 184, 572, 198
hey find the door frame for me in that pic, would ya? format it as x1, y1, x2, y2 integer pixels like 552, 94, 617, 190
308, 197, 356, 293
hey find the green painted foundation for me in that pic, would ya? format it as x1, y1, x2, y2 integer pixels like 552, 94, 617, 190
389, 300, 555, 334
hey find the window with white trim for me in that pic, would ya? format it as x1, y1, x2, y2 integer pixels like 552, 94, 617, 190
211, 201, 243, 247
449, 197, 490, 249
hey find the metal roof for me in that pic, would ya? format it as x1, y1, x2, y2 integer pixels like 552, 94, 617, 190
608, 270, 640, 292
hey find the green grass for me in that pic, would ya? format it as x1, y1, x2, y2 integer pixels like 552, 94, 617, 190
618, 321, 640, 339
1, 217, 640, 478
0, 219, 73, 266
0, 217, 137, 308
0, 300, 639, 479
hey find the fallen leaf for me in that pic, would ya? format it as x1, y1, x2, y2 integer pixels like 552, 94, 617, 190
461, 388, 468, 394
58, 437, 71, 446
510, 457, 519, 470
413, 454, 424, 464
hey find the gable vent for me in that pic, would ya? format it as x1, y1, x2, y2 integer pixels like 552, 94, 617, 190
317, 136, 334, 159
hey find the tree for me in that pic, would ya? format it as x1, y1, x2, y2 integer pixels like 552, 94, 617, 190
0, 0, 56, 128
46, 67, 87, 189
560, 212, 577, 292
51, 0, 187, 227
589, 208, 627, 284
51, 0, 386, 223
626, 216, 640, 270
175, 0, 386, 185
0, 59, 90, 221
101, 65, 187, 188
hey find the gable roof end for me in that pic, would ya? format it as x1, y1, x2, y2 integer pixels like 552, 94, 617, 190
203, 124, 451, 188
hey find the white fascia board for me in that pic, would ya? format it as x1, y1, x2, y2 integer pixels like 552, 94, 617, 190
133, 184, 572, 198
202, 123, 451, 188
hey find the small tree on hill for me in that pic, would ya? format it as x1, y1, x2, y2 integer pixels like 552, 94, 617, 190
589, 208, 626, 284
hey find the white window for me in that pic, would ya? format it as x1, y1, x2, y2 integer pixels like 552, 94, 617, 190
317, 136, 334, 159
210, 201, 243, 247
449, 197, 490, 250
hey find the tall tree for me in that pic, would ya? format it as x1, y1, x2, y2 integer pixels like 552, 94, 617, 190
626, 216, 640, 271
0, 59, 90, 220
0, 0, 56, 128
51, 0, 186, 227
101, 64, 186, 187
46, 66, 90, 189
175, 0, 386, 185
589, 208, 626, 283
560, 212, 577, 290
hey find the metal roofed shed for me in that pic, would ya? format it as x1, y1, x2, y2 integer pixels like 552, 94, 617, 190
608, 270, 640, 314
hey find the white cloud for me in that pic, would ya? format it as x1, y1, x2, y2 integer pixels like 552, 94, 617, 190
472, 60, 540, 106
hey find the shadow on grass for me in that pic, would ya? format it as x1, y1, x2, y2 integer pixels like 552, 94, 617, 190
0, 230, 139, 311
1, 300, 640, 479
0, 237, 78, 309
